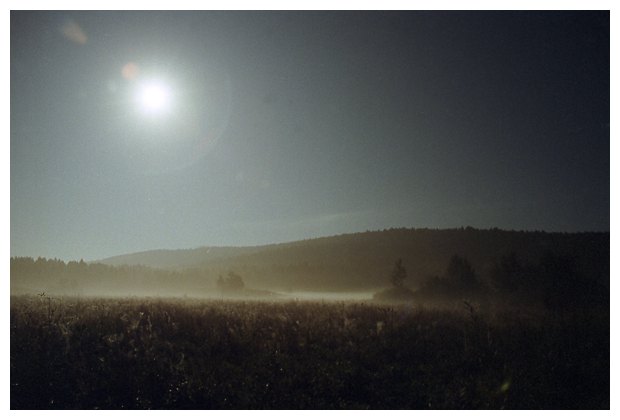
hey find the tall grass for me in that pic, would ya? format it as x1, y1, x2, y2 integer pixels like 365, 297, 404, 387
10, 296, 609, 409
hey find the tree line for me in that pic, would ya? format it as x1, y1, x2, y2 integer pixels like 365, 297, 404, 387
10, 257, 213, 295
389, 250, 609, 311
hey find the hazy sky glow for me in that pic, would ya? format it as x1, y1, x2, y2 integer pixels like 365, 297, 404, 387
11, 11, 609, 261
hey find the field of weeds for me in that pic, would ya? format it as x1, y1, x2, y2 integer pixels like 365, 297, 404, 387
10, 295, 609, 409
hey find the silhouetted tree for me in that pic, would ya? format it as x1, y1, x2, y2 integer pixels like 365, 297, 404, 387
390, 258, 407, 288
446, 255, 477, 292
414, 255, 480, 301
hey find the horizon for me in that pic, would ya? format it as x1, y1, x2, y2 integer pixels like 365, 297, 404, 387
10, 225, 610, 263
11, 11, 609, 262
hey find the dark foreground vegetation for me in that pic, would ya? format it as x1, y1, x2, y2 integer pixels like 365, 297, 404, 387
11, 296, 609, 409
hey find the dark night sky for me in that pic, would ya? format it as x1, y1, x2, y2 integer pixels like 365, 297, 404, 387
10, 11, 609, 261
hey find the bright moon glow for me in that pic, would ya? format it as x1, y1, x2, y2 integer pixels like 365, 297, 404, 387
136, 81, 172, 114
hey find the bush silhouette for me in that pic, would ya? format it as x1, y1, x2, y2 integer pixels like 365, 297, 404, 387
216, 271, 245, 293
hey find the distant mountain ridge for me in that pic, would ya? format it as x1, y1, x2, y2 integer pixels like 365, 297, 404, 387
94, 227, 609, 292
97, 246, 264, 270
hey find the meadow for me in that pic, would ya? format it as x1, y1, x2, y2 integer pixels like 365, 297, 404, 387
10, 295, 609, 409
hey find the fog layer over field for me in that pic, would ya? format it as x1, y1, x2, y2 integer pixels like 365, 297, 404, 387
281, 291, 376, 301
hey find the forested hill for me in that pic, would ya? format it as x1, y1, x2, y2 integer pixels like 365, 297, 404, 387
98, 246, 261, 270
95, 228, 609, 292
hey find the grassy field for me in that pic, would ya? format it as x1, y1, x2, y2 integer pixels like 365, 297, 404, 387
10, 295, 609, 409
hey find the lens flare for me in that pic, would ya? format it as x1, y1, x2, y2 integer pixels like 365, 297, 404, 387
122, 62, 139, 80
60, 20, 87, 45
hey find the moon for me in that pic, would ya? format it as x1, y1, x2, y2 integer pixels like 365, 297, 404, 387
136, 80, 172, 115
